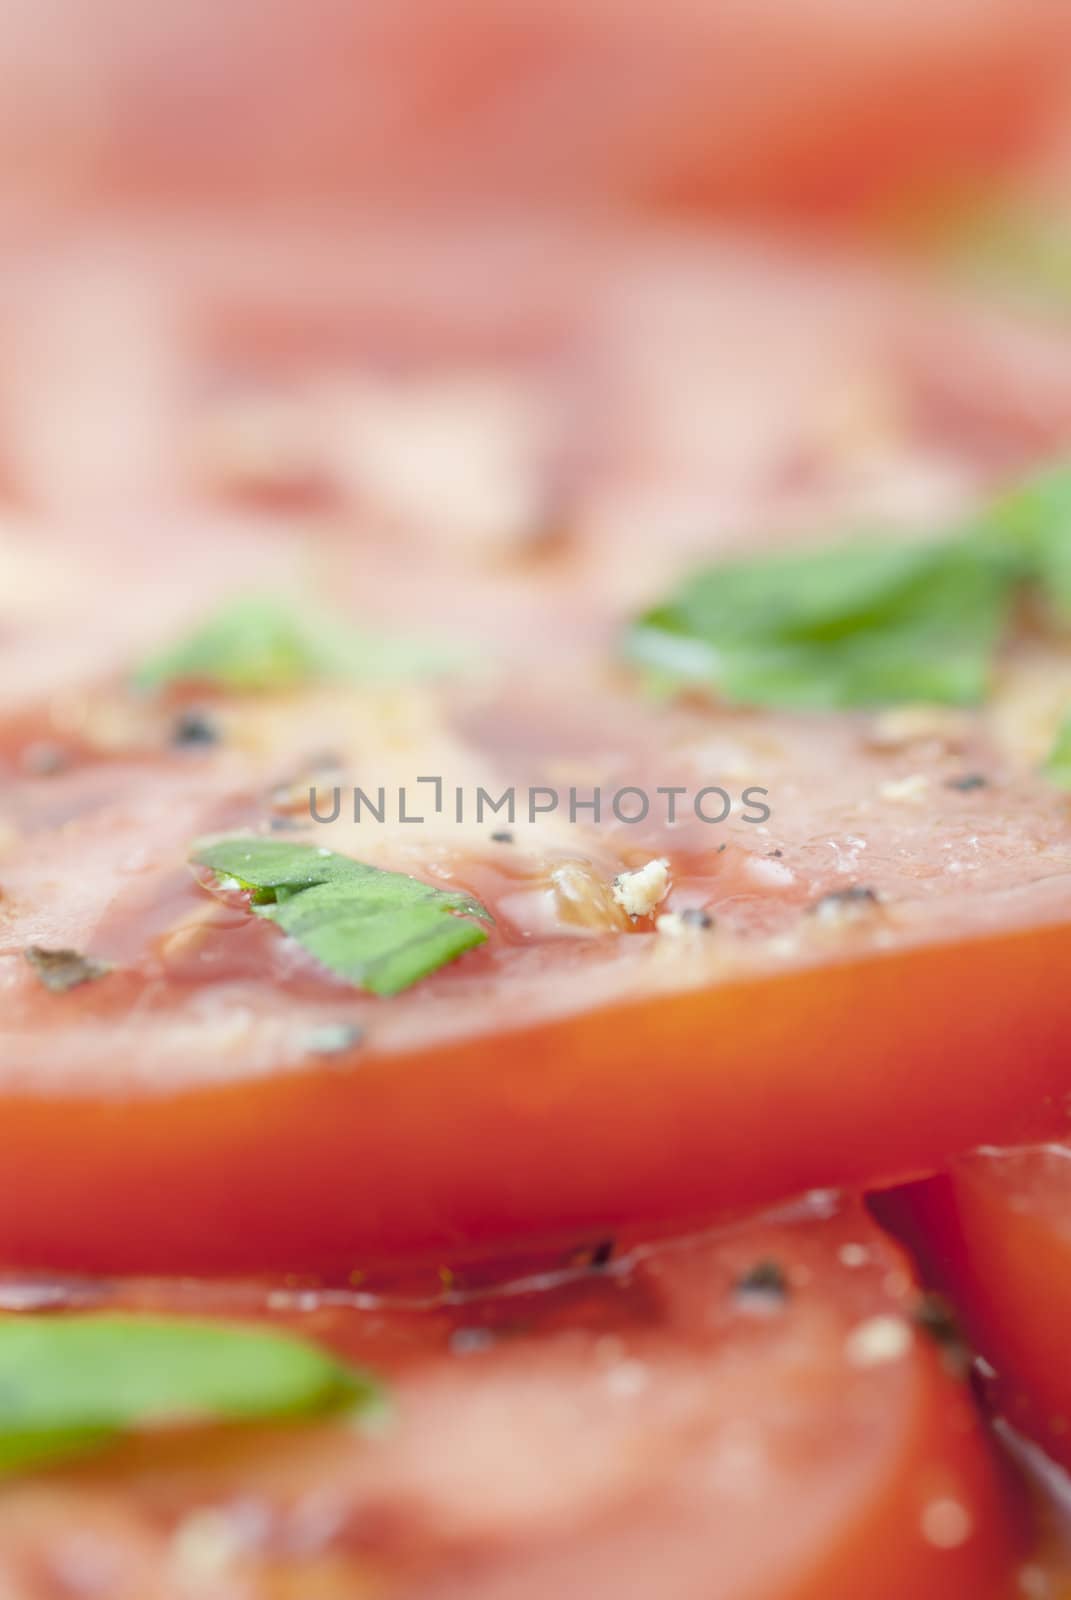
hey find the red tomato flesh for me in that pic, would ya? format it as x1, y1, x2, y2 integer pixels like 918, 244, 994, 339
3, 226, 1071, 1272
0, 1201, 1024, 1599
1, 0, 1070, 223
879, 1148, 1071, 1476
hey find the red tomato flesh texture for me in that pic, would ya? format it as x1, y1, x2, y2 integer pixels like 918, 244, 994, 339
881, 1148, 1071, 1475
0, 1202, 1024, 1600
4, 226, 1071, 1273
1, 0, 1071, 221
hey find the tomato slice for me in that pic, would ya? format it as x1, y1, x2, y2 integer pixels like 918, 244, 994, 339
879, 1147, 1071, 1475
2, 0, 1070, 222
6, 862, 1071, 1276
0, 1201, 1023, 1598
4, 631, 1071, 1276
4, 228, 1071, 1274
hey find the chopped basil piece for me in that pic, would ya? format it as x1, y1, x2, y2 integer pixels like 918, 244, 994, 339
983, 461, 1071, 624
191, 837, 492, 996
990, 462, 1071, 788
625, 536, 1013, 710
24, 947, 111, 994
624, 458, 1071, 713
1045, 715, 1071, 789
135, 593, 465, 693
938, 199, 1071, 314
0, 1314, 381, 1477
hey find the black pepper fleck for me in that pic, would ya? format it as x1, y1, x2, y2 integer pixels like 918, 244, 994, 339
945, 773, 989, 793
914, 1291, 970, 1378
734, 1259, 788, 1302
171, 710, 220, 748
680, 907, 714, 929
914, 1291, 960, 1345
810, 885, 880, 915
21, 742, 69, 776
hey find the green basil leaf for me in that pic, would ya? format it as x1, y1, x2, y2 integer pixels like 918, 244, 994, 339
625, 536, 1014, 710
937, 198, 1071, 314
1045, 714, 1071, 789
134, 593, 465, 693
192, 837, 492, 995
0, 1314, 382, 1477
982, 462, 1071, 624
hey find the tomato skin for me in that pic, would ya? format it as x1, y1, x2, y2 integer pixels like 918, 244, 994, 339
2, 0, 1070, 222
4, 918, 1071, 1277
0, 1204, 1025, 1599
4, 220, 1071, 1282
881, 1149, 1071, 1472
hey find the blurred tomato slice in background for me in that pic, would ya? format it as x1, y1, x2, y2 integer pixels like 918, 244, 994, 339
1, 0, 1070, 223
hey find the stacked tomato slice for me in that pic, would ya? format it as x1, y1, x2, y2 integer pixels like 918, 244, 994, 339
0, 1204, 1025, 1599
3, 0, 1071, 221
1, 215, 1071, 1595
881, 1149, 1071, 1475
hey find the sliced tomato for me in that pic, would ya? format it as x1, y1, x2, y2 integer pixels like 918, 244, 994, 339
4, 629, 1071, 1277
879, 1147, 1071, 1474
0, 1201, 1024, 1598
1, 0, 1070, 223
6, 823, 1071, 1279
4, 228, 1071, 1274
